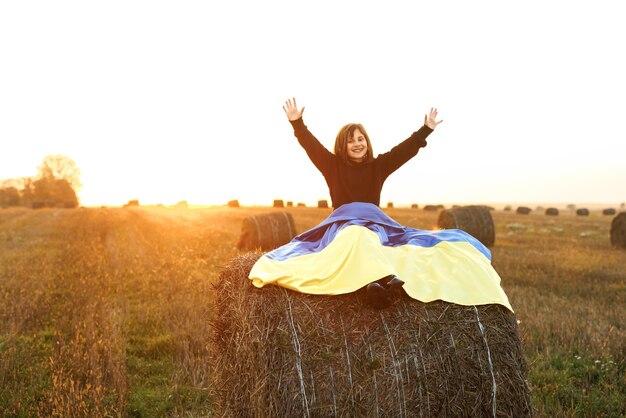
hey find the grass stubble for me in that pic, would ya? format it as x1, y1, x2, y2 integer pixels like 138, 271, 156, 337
0, 205, 624, 417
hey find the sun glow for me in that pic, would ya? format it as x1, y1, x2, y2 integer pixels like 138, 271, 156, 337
1, 2, 625, 208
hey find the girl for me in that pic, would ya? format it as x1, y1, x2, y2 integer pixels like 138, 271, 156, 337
248, 98, 512, 311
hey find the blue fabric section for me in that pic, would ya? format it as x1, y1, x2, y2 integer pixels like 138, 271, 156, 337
266, 202, 492, 261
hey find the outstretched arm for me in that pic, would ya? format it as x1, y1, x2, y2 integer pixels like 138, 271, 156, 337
283, 97, 334, 176
378, 107, 442, 178
424, 107, 443, 129
283, 97, 305, 121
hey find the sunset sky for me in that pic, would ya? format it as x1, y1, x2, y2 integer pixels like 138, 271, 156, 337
1, 1, 624, 208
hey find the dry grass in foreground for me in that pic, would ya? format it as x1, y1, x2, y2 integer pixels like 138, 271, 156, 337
0, 205, 624, 417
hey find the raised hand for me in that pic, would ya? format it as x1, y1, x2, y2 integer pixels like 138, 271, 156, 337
283, 97, 305, 121
424, 108, 443, 130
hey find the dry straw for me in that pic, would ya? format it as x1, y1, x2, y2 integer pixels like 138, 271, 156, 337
545, 208, 559, 216
437, 205, 495, 248
576, 208, 590, 216
237, 212, 296, 251
210, 252, 532, 417
610, 212, 626, 249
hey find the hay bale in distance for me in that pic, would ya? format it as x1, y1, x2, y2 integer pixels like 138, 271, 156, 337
297, 202, 306, 207
411, 203, 418, 209
576, 208, 590, 216
516, 206, 531, 215
423, 204, 439, 211
273, 199, 284, 208
286, 201, 293, 207
227, 199, 240, 208
503, 205, 512, 211
386, 202, 394, 208
610, 212, 626, 249
603, 208, 616, 216
237, 212, 296, 251
437, 205, 495, 247
174, 200, 188, 209
318, 199, 329, 208
211, 253, 532, 417
545, 207, 559, 216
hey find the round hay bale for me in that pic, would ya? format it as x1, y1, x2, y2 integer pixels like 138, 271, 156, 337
273, 199, 284, 208
423, 204, 439, 211
411, 203, 418, 209
297, 202, 306, 207
603, 208, 616, 216
610, 212, 626, 249
386, 202, 394, 208
545, 207, 559, 216
576, 208, 590, 216
437, 205, 495, 247
318, 199, 329, 208
516, 206, 531, 215
503, 205, 512, 212
286, 201, 293, 207
175, 200, 188, 209
211, 253, 532, 417
237, 212, 297, 251
227, 199, 240, 208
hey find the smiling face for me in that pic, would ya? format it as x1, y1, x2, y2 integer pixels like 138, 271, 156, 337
334, 123, 374, 165
346, 128, 368, 163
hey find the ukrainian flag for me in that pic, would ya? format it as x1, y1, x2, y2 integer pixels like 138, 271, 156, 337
249, 202, 513, 311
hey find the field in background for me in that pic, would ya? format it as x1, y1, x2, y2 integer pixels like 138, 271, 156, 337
0, 205, 624, 417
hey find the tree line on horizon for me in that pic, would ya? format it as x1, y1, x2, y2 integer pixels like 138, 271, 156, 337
0, 155, 80, 209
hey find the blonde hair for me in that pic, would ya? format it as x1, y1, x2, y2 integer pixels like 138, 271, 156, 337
334, 123, 374, 165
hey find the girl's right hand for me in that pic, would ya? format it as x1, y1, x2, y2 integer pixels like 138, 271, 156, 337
283, 97, 305, 121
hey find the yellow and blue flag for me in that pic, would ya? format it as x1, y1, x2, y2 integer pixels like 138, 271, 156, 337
249, 202, 512, 311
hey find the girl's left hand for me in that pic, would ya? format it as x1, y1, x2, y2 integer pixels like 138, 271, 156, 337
424, 108, 443, 129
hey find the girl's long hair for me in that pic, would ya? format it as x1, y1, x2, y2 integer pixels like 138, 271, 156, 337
334, 123, 375, 165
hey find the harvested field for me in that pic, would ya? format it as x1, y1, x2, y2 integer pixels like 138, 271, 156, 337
0, 206, 624, 417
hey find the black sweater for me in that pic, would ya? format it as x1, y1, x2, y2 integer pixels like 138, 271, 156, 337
290, 118, 433, 208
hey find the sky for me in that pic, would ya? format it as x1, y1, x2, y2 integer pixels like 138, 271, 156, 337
1, 1, 624, 208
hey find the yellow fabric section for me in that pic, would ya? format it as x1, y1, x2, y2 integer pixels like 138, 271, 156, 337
249, 225, 513, 312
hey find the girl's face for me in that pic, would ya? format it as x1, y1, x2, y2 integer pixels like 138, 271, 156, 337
347, 128, 368, 163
